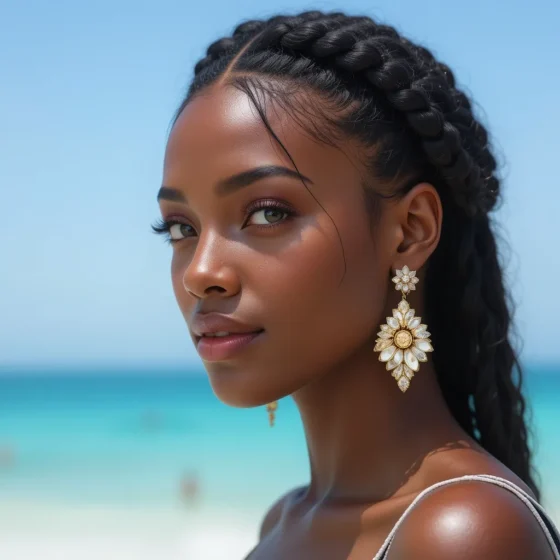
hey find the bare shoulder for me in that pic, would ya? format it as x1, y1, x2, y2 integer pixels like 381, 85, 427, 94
258, 485, 306, 540
385, 479, 556, 559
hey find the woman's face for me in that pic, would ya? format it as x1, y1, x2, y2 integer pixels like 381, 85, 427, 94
158, 83, 395, 407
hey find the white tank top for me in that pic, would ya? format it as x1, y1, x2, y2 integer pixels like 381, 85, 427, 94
372, 474, 560, 559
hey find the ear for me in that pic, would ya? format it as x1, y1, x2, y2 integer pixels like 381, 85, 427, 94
392, 182, 442, 271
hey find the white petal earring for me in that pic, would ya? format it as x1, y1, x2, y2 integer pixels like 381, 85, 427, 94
266, 401, 278, 427
374, 265, 434, 392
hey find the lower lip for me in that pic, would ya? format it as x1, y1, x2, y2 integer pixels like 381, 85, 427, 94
196, 331, 264, 362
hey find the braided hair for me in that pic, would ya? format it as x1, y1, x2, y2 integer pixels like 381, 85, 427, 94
170, 11, 540, 499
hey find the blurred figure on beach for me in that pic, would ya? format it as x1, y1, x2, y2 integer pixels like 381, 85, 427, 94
0, 443, 15, 468
180, 470, 200, 507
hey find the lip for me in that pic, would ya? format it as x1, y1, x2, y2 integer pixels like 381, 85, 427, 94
196, 330, 264, 362
191, 312, 264, 361
191, 312, 263, 337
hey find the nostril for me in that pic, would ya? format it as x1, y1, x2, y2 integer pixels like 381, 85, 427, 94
204, 285, 227, 294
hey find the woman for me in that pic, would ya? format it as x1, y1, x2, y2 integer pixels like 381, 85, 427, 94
152, 11, 560, 559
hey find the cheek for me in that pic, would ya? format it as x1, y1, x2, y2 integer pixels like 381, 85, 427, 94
170, 257, 189, 318
250, 219, 386, 393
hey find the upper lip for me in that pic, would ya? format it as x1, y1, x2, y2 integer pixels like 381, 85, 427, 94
191, 313, 264, 338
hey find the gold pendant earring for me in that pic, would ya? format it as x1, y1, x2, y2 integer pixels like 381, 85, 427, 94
374, 265, 434, 392
266, 401, 278, 427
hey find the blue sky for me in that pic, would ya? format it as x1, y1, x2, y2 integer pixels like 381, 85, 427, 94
0, 0, 558, 370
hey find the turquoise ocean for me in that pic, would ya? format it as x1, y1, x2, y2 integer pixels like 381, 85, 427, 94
0, 364, 558, 529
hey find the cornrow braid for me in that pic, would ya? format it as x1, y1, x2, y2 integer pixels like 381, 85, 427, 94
171, 11, 540, 499
250, 16, 499, 218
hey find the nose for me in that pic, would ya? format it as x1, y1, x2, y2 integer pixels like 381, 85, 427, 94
182, 230, 241, 300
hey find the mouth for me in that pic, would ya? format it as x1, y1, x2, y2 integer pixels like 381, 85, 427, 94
195, 329, 265, 362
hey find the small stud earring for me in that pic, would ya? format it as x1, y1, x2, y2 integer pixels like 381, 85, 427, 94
374, 265, 434, 392
266, 401, 278, 427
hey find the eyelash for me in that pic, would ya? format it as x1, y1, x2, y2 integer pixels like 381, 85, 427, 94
151, 199, 296, 245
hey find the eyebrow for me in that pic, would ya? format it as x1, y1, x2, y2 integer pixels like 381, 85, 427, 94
157, 165, 313, 203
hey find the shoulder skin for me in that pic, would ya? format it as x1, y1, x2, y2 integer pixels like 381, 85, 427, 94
384, 480, 556, 559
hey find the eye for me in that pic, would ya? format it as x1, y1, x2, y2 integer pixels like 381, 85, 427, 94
151, 199, 295, 246
247, 207, 287, 225
169, 222, 196, 240
151, 218, 196, 245
244, 200, 295, 228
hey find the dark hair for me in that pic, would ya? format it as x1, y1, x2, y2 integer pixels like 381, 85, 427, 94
169, 11, 540, 499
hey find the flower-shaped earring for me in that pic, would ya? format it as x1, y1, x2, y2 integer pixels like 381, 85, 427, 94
374, 266, 434, 392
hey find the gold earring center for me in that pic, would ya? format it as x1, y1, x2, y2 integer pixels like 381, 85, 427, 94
394, 329, 413, 349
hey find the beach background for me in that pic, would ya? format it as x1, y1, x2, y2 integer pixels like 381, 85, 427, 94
0, 366, 311, 559
0, 365, 559, 560
1, 0, 559, 558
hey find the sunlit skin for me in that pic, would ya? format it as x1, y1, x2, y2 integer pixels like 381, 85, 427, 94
157, 83, 552, 559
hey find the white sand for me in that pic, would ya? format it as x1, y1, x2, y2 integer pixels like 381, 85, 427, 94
2, 498, 558, 560
0, 500, 260, 560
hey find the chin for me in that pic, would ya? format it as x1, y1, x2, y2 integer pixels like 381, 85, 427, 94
204, 364, 275, 408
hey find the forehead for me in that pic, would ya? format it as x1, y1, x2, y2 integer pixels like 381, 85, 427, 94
163, 83, 365, 190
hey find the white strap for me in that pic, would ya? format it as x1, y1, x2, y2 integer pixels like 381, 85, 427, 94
372, 474, 560, 560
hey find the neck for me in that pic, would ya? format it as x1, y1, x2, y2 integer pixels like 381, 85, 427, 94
291, 343, 467, 505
